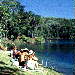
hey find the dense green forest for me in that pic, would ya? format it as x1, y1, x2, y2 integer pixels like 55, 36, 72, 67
0, 0, 75, 41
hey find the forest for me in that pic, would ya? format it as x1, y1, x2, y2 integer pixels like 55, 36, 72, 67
0, 0, 75, 42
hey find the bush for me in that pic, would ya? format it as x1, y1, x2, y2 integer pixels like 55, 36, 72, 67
7, 43, 15, 50
0, 38, 14, 50
1, 38, 8, 47
13, 39, 26, 49
20, 35, 36, 44
20, 35, 28, 42
35, 36, 45, 43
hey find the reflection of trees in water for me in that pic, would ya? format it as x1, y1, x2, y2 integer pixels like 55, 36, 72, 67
19, 39, 74, 54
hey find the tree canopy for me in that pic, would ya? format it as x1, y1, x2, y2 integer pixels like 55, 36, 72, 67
0, 0, 75, 40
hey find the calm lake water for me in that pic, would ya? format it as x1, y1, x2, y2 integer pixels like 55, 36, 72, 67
24, 39, 74, 75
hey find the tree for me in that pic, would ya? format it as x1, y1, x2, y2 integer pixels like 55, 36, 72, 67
0, 0, 25, 39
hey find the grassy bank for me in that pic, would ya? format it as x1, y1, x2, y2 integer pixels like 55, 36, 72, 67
0, 51, 63, 75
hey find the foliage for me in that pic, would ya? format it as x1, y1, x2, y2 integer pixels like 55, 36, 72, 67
35, 36, 45, 43
0, 0, 75, 42
0, 38, 15, 50
13, 39, 25, 49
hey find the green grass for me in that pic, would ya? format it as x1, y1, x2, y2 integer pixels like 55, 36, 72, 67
0, 51, 63, 75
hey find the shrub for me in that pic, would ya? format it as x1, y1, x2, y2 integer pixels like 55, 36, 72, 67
0, 38, 14, 50
13, 39, 26, 49
20, 35, 28, 42
20, 35, 36, 44
35, 36, 45, 43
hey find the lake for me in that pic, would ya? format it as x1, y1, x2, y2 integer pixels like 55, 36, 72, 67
24, 39, 74, 75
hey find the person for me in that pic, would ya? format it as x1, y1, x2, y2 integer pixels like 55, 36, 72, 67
29, 50, 38, 61
10, 48, 13, 58
18, 50, 25, 67
10, 46, 17, 58
23, 48, 29, 62
27, 50, 38, 69
13, 46, 19, 59
10, 46, 20, 66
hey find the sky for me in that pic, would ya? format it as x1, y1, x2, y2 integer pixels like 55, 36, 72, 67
18, 0, 74, 19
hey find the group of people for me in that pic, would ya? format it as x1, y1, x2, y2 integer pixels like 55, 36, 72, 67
10, 46, 38, 70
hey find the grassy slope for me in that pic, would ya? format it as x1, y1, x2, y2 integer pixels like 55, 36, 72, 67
0, 51, 63, 75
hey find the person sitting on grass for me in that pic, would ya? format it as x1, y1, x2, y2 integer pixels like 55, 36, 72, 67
18, 50, 25, 67
27, 50, 38, 70
18, 48, 29, 68
11, 46, 18, 59
11, 47, 39, 70
22, 48, 29, 62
